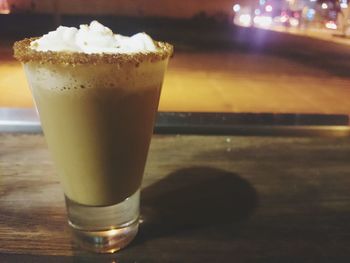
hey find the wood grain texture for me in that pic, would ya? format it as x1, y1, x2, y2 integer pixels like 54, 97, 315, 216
1, 133, 350, 262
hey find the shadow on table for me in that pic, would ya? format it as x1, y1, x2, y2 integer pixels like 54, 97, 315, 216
134, 166, 258, 245
69, 166, 257, 262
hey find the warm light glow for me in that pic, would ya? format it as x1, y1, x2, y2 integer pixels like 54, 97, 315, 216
0, 0, 10, 14
254, 16, 272, 27
340, 3, 348, 8
321, 3, 328, 9
289, 18, 299, 27
233, 4, 241, 12
280, 15, 288, 23
239, 14, 252, 27
265, 5, 273, 12
340, 0, 348, 8
325, 21, 337, 30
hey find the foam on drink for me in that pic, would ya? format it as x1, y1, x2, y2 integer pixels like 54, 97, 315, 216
30, 20, 157, 54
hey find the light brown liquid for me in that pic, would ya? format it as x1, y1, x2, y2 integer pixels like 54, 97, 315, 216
25, 61, 167, 206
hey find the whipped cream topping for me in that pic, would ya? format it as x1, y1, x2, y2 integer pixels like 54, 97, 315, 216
30, 21, 157, 54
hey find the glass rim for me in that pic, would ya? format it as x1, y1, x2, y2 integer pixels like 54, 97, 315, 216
13, 37, 173, 66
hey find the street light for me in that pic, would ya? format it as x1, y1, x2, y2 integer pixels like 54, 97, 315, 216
233, 4, 241, 12
265, 5, 273, 12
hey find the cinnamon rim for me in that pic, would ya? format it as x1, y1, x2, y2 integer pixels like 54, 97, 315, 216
13, 37, 173, 65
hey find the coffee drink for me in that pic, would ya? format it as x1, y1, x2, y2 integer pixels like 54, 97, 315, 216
14, 21, 172, 252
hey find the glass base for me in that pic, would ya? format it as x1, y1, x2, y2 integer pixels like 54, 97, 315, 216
70, 219, 139, 253
65, 190, 140, 253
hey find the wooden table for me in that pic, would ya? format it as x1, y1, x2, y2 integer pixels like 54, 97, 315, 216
1, 133, 350, 262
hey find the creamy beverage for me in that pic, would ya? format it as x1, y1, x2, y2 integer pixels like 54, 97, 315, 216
24, 61, 165, 206
14, 21, 173, 252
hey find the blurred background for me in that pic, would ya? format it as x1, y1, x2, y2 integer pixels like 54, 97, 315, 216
1, 0, 350, 115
